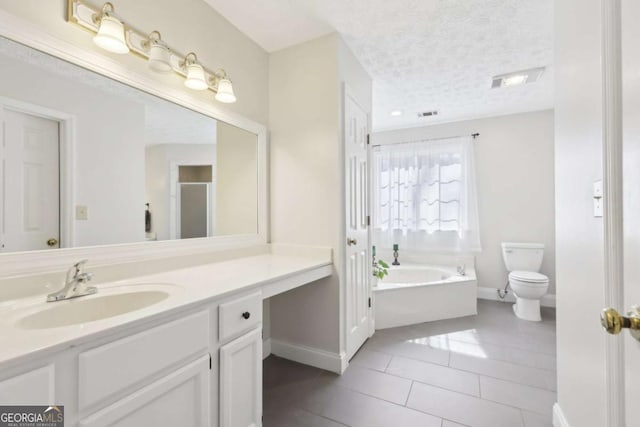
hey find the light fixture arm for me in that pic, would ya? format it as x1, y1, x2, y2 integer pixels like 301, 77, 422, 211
92, 2, 115, 24
182, 52, 198, 68
141, 30, 163, 51
209, 69, 230, 87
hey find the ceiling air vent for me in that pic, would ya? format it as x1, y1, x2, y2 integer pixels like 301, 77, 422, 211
417, 110, 438, 118
492, 67, 545, 88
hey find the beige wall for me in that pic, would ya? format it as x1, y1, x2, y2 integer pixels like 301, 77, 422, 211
0, 0, 269, 125
555, 0, 606, 425
269, 34, 342, 353
269, 33, 372, 357
374, 110, 556, 294
215, 122, 258, 235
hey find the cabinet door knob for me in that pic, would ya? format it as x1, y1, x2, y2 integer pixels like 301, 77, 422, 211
242, 311, 251, 320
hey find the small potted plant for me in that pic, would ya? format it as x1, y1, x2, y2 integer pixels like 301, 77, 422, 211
373, 259, 389, 280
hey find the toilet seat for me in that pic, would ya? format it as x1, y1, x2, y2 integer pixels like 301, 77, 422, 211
509, 271, 548, 285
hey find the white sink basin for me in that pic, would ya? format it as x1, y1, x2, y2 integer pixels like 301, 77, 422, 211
16, 285, 178, 330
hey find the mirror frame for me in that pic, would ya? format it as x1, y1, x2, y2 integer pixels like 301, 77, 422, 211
0, 10, 269, 276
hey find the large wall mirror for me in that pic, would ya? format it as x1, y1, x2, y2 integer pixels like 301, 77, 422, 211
0, 36, 260, 253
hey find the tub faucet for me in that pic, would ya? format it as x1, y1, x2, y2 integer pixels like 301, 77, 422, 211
457, 264, 466, 276
47, 259, 97, 302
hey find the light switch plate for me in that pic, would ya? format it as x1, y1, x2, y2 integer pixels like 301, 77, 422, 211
593, 180, 603, 217
76, 205, 88, 220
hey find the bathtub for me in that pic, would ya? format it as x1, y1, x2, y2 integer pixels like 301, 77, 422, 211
373, 264, 477, 330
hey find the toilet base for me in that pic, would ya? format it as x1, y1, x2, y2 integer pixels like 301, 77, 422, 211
512, 297, 542, 322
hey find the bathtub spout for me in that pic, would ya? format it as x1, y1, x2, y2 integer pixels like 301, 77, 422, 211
457, 264, 466, 276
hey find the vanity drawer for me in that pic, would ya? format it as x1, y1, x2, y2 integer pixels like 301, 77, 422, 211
219, 292, 261, 342
78, 310, 210, 411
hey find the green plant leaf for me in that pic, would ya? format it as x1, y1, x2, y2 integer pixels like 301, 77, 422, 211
378, 260, 389, 268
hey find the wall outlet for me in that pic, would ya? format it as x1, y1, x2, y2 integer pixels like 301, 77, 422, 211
76, 205, 88, 220
593, 180, 603, 217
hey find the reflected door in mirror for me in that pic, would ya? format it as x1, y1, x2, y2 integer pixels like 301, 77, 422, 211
1, 107, 60, 252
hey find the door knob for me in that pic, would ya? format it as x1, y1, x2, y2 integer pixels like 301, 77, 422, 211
601, 306, 640, 341
347, 238, 357, 246
47, 238, 58, 247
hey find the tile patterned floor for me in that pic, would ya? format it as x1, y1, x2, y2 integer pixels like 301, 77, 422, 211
263, 300, 556, 427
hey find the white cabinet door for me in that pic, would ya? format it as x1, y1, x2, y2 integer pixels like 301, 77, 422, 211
219, 328, 262, 427
0, 365, 55, 405
79, 355, 210, 427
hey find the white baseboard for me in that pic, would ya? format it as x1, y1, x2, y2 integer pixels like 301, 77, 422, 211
270, 338, 346, 374
476, 287, 556, 308
262, 338, 272, 360
553, 403, 570, 427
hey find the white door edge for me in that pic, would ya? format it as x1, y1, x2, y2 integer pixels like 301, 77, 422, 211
601, 0, 626, 425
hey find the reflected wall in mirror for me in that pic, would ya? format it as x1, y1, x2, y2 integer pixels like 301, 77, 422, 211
0, 36, 258, 253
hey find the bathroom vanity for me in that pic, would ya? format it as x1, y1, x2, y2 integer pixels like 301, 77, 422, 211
0, 245, 332, 427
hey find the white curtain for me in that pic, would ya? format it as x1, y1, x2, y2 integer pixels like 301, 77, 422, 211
372, 136, 481, 252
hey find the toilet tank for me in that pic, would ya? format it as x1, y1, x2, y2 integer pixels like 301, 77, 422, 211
501, 242, 545, 272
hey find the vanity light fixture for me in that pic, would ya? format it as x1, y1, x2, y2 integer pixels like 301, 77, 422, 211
182, 53, 209, 91
67, 0, 237, 103
213, 71, 237, 104
143, 31, 172, 73
92, 2, 129, 54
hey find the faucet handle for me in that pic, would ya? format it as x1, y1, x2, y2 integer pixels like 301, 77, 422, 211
66, 259, 89, 282
77, 272, 93, 283
73, 259, 89, 275
74, 259, 89, 271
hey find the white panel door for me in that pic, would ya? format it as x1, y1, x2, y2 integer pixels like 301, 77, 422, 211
344, 87, 371, 361
1, 108, 59, 252
219, 328, 262, 427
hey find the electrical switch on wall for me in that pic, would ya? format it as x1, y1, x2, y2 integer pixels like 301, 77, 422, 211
593, 180, 603, 217
76, 205, 89, 220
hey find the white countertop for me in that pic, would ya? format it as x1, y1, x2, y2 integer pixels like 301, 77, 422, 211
0, 247, 332, 368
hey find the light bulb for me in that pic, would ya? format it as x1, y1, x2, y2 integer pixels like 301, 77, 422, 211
93, 15, 129, 54
215, 78, 236, 103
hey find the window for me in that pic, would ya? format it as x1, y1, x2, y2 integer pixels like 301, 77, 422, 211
372, 136, 481, 252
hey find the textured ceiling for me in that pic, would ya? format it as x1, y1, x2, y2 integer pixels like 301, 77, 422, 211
205, 0, 554, 130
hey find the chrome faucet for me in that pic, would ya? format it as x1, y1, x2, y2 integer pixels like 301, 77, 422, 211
457, 264, 466, 276
47, 259, 97, 302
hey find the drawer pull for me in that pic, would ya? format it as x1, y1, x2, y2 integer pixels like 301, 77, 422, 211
242, 311, 251, 320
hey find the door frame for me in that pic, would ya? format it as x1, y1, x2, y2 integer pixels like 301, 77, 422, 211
0, 96, 76, 249
168, 160, 215, 240
602, 0, 625, 425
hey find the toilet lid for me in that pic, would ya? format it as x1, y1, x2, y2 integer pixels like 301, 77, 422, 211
509, 271, 549, 283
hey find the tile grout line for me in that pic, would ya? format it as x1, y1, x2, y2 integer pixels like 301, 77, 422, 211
383, 354, 393, 372
404, 380, 414, 407
362, 352, 556, 396
368, 339, 557, 372
355, 359, 483, 398
518, 408, 527, 427
406, 378, 552, 417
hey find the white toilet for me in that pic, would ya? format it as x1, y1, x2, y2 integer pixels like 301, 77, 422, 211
501, 242, 549, 321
